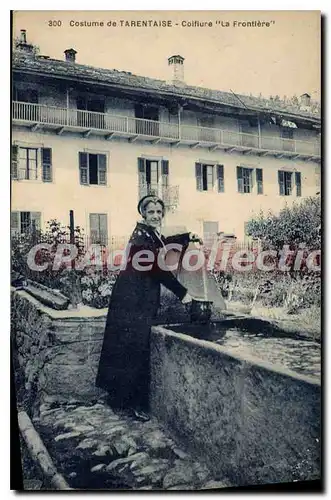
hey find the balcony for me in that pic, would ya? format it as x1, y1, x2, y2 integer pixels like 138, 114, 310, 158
12, 101, 321, 162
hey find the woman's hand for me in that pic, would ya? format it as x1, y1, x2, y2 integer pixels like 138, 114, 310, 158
189, 232, 203, 245
182, 292, 193, 305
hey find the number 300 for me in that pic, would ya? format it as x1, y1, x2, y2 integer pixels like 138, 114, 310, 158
48, 20, 62, 27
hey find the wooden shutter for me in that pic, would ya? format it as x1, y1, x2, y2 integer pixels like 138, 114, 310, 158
11, 145, 18, 179
217, 165, 224, 193
99, 214, 108, 245
41, 148, 52, 182
161, 160, 169, 188
79, 152, 88, 185
89, 213, 99, 243
138, 157, 147, 198
98, 154, 107, 185
11, 211, 20, 235
237, 166, 243, 193
195, 163, 203, 191
278, 171, 285, 195
30, 212, 41, 232
295, 172, 302, 197
256, 168, 263, 194
207, 165, 214, 191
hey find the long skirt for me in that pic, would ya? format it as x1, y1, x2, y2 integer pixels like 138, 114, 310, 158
96, 319, 151, 410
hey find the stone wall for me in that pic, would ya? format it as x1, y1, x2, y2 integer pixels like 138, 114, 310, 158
12, 289, 320, 486
150, 326, 321, 486
11, 289, 107, 409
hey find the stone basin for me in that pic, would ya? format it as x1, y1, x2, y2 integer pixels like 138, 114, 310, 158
166, 317, 321, 379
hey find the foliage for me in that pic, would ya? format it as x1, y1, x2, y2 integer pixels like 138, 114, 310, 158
11, 219, 120, 309
80, 270, 118, 309
245, 197, 321, 252
217, 269, 321, 313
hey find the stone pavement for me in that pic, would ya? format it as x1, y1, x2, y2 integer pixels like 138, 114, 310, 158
35, 399, 231, 490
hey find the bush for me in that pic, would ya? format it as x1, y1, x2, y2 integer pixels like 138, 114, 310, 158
246, 197, 321, 253
80, 269, 118, 309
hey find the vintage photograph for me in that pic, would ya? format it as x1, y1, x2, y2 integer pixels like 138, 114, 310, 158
11, 10, 321, 491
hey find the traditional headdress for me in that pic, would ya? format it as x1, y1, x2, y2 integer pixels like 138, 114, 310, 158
137, 195, 165, 216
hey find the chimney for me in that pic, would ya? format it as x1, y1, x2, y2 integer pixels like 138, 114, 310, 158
15, 29, 34, 55
168, 55, 185, 85
64, 48, 77, 63
20, 29, 27, 43
300, 93, 311, 107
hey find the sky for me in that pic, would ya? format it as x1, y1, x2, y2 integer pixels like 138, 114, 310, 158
13, 10, 321, 101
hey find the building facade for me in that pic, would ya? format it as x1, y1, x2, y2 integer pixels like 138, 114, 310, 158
12, 31, 321, 247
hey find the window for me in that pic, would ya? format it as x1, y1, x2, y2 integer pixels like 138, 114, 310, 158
281, 127, 294, 140
237, 166, 253, 193
203, 221, 219, 248
198, 116, 216, 142
12, 145, 53, 182
79, 152, 107, 186
77, 96, 105, 129
135, 105, 159, 136
278, 170, 293, 196
281, 127, 295, 152
196, 163, 221, 192
12, 87, 40, 121
89, 213, 108, 245
295, 172, 302, 197
256, 168, 263, 194
18, 147, 38, 180
13, 86, 38, 103
217, 165, 224, 193
138, 158, 169, 198
11, 211, 41, 236
41, 148, 52, 182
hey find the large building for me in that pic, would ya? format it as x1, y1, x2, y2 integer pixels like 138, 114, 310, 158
12, 30, 321, 247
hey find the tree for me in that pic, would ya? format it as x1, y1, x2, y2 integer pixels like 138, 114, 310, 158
245, 197, 321, 252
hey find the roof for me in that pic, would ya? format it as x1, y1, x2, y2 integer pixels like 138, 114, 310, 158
12, 51, 321, 125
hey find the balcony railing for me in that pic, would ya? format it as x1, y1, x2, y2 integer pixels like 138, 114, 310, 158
12, 101, 321, 159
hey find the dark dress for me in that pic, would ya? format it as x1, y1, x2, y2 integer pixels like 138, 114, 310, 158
96, 222, 190, 410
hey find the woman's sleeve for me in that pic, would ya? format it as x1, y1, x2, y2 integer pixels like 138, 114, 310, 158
153, 266, 187, 301
129, 229, 188, 301
164, 232, 191, 247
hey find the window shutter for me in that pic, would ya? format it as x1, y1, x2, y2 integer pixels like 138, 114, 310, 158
30, 212, 41, 232
161, 160, 169, 188
207, 165, 214, 191
11, 211, 20, 236
138, 157, 147, 198
98, 154, 107, 185
99, 214, 108, 245
42, 148, 52, 182
295, 172, 302, 197
195, 163, 203, 191
217, 165, 224, 193
256, 168, 263, 194
286, 172, 292, 195
237, 166, 243, 193
89, 213, 99, 243
278, 171, 285, 195
11, 145, 18, 180
79, 152, 89, 185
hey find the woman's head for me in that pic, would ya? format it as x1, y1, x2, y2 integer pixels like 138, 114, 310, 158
137, 195, 165, 229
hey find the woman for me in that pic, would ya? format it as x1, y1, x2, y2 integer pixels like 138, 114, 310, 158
96, 195, 199, 421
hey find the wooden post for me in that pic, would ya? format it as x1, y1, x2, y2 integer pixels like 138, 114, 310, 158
66, 88, 69, 125
69, 210, 75, 244
18, 411, 72, 490
257, 115, 262, 149
178, 104, 182, 140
